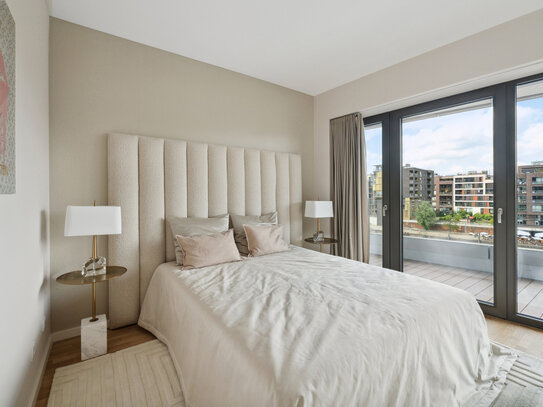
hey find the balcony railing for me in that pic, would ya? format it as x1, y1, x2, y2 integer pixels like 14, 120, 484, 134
369, 232, 543, 281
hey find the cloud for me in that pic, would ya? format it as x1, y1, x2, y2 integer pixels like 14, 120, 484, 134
517, 99, 543, 138
364, 97, 543, 175
518, 122, 543, 166
364, 127, 380, 142
402, 108, 493, 175
518, 105, 541, 122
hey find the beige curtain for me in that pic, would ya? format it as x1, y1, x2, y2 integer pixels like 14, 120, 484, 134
330, 113, 369, 262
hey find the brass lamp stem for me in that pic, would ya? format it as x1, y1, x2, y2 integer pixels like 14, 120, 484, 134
317, 218, 322, 253
90, 282, 97, 322
92, 200, 97, 259
89, 199, 98, 322
90, 236, 98, 322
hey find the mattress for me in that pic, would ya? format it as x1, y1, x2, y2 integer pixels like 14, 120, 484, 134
138, 246, 515, 407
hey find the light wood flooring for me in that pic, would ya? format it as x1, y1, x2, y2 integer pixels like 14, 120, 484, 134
486, 315, 543, 358
370, 255, 543, 319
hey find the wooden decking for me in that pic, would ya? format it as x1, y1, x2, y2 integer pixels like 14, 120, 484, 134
369, 255, 543, 319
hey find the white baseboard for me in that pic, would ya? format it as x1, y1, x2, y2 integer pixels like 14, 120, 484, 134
27, 334, 52, 407
51, 325, 80, 342
25, 327, 79, 406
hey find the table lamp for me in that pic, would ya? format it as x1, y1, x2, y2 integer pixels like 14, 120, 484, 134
65, 202, 122, 277
305, 201, 333, 242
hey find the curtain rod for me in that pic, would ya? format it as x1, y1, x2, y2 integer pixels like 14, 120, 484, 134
330, 112, 362, 122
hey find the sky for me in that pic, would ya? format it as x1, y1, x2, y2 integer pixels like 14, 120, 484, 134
365, 92, 543, 176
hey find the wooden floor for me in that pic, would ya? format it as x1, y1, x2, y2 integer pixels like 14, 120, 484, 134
486, 315, 543, 359
36, 325, 155, 407
370, 255, 543, 319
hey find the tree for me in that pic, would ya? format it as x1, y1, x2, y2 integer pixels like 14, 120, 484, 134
415, 201, 436, 231
445, 220, 458, 240
473, 213, 484, 222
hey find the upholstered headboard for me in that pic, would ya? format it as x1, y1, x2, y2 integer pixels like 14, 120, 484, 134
107, 133, 303, 328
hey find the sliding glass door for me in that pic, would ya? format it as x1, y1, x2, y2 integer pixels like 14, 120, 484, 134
361, 72, 543, 326
364, 117, 385, 267
364, 86, 508, 319
400, 100, 498, 305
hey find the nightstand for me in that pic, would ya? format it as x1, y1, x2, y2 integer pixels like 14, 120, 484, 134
304, 237, 338, 253
57, 266, 126, 360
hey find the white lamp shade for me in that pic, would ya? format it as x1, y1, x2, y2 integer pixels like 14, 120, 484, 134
64, 206, 122, 236
305, 201, 333, 218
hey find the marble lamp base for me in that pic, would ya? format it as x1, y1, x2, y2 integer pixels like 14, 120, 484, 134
81, 314, 107, 361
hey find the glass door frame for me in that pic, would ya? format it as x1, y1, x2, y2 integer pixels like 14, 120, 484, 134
505, 72, 543, 330
366, 84, 509, 319
363, 113, 391, 269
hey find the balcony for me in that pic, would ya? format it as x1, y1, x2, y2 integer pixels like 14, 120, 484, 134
368, 232, 543, 319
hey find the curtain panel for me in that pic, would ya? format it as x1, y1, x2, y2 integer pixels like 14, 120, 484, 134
330, 113, 369, 262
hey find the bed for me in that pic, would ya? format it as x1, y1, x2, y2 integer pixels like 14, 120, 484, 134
107, 133, 515, 406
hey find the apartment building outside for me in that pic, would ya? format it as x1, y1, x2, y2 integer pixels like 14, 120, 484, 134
402, 165, 434, 219
434, 175, 453, 215
432, 171, 493, 215
368, 166, 496, 220
368, 165, 383, 225
454, 171, 494, 215
518, 162, 543, 226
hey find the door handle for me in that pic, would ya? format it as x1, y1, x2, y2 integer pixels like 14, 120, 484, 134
497, 208, 503, 224
383, 204, 388, 217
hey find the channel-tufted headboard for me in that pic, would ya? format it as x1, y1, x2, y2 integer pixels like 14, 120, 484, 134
107, 133, 303, 328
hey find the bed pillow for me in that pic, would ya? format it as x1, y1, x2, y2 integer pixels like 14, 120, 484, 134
176, 229, 241, 270
168, 214, 229, 265
230, 212, 278, 255
243, 224, 289, 257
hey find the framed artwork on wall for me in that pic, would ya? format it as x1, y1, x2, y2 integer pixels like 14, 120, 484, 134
0, 0, 14, 194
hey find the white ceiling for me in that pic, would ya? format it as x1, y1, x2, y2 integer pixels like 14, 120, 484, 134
49, 0, 543, 96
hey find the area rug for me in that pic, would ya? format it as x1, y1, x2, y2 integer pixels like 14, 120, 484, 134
491, 349, 543, 407
48, 340, 542, 406
47, 340, 185, 407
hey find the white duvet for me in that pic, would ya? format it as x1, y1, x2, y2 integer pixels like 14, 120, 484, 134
138, 247, 515, 407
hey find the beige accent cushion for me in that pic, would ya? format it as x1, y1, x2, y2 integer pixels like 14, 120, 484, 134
168, 214, 229, 265
176, 229, 241, 269
243, 224, 289, 257
230, 212, 277, 255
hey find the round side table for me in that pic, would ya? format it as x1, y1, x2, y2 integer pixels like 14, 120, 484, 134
56, 266, 127, 322
304, 237, 338, 253
57, 266, 126, 360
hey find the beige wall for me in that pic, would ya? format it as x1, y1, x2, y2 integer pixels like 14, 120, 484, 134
49, 18, 314, 333
314, 9, 543, 237
0, 0, 50, 406
49, 7, 543, 336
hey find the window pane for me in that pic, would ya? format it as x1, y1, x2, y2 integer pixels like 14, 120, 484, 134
401, 99, 495, 304
365, 123, 383, 267
516, 79, 543, 320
